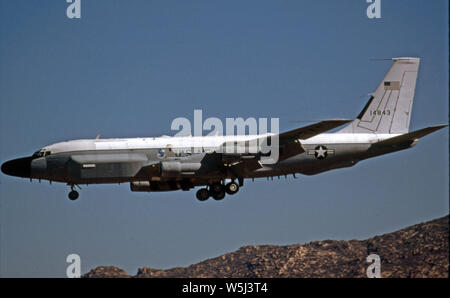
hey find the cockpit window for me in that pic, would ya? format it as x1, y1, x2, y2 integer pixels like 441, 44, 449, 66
33, 150, 43, 157
32, 149, 51, 157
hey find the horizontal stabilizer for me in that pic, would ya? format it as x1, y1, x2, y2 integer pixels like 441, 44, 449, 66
373, 124, 447, 147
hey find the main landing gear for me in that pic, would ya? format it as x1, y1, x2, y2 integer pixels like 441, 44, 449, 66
196, 180, 241, 202
68, 184, 80, 201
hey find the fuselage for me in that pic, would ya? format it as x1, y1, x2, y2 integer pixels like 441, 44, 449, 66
1, 133, 401, 185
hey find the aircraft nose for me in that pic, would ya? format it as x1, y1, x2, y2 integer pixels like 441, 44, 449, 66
1, 156, 32, 178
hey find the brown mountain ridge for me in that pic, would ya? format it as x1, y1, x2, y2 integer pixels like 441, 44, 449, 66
83, 215, 449, 278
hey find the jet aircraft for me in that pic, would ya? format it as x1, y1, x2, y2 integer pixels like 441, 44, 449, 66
1, 57, 446, 201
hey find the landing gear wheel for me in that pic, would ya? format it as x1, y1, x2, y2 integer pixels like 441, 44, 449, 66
68, 190, 79, 201
212, 190, 226, 201
196, 188, 210, 201
225, 181, 239, 195
211, 183, 224, 194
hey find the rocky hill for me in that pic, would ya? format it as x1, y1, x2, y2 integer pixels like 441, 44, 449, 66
83, 215, 448, 278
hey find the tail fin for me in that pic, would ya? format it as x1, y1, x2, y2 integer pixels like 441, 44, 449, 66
339, 57, 420, 134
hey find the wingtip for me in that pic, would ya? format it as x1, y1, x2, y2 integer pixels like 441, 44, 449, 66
289, 119, 352, 123
330, 119, 353, 123
370, 57, 420, 61
432, 124, 448, 129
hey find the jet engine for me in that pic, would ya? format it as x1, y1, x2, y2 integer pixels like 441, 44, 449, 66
130, 180, 181, 192
160, 161, 201, 177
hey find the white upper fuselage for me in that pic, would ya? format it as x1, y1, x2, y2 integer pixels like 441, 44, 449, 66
43, 133, 400, 155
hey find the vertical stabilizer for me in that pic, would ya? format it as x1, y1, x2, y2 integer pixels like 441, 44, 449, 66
339, 57, 420, 134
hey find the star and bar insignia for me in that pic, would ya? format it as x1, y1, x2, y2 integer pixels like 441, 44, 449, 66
307, 145, 335, 160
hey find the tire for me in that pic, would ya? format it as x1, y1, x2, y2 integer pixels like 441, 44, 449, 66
225, 182, 239, 195
196, 188, 210, 201
212, 190, 226, 201
68, 190, 79, 201
211, 183, 224, 194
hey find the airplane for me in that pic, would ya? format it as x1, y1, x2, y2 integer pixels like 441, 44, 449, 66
1, 57, 447, 201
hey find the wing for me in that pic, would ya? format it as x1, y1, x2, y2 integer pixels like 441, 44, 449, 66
278, 119, 352, 141
227, 158, 263, 177
135, 120, 352, 179
276, 119, 352, 161
214, 119, 351, 172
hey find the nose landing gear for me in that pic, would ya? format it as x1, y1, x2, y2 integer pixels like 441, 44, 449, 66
68, 184, 81, 201
68, 190, 79, 200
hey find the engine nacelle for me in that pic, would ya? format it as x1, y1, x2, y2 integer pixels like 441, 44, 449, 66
160, 162, 201, 177
130, 181, 152, 192
130, 181, 181, 192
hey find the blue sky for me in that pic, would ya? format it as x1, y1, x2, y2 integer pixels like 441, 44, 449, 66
0, 0, 448, 277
